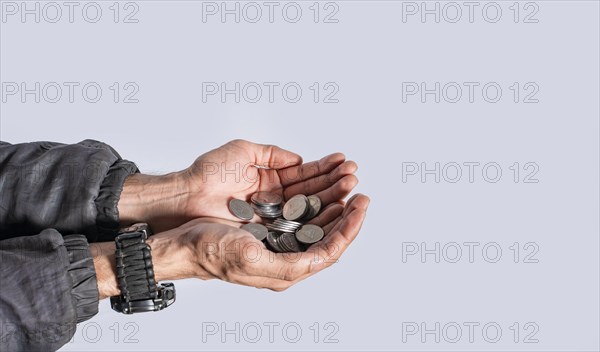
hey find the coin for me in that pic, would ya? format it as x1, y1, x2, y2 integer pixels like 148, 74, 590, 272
231, 192, 328, 250
295, 224, 325, 244
274, 219, 302, 227
267, 219, 302, 232
229, 199, 254, 220
266, 232, 284, 253
303, 195, 322, 220
240, 223, 269, 241
251, 191, 282, 206
251, 191, 283, 219
266, 224, 296, 232
252, 203, 282, 218
283, 195, 309, 221
279, 232, 303, 252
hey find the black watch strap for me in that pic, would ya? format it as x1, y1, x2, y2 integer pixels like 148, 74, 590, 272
110, 223, 175, 314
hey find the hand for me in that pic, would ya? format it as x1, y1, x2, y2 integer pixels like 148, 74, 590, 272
118, 140, 359, 232
93, 194, 370, 297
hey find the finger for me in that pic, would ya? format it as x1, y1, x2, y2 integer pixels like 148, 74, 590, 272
246, 250, 314, 282
268, 195, 369, 281
256, 168, 286, 194
317, 194, 367, 235
229, 139, 303, 169
307, 203, 343, 227
323, 196, 369, 245
322, 216, 342, 235
285, 205, 368, 285
278, 153, 345, 187
326, 194, 370, 234
283, 160, 357, 200
313, 174, 359, 206
340, 194, 359, 213
229, 274, 296, 292
245, 195, 369, 286
306, 207, 368, 273
342, 193, 370, 217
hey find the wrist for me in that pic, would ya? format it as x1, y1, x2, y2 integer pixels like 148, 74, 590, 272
146, 231, 198, 282
118, 172, 191, 232
90, 242, 120, 300
91, 229, 195, 300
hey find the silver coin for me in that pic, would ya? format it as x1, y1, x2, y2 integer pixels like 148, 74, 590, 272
252, 204, 282, 219
229, 199, 254, 220
269, 226, 297, 232
251, 191, 282, 206
279, 232, 302, 252
274, 219, 302, 227
266, 232, 284, 253
277, 235, 290, 252
240, 223, 269, 241
272, 219, 301, 229
257, 212, 282, 219
266, 224, 297, 232
272, 221, 299, 229
253, 203, 281, 212
295, 224, 324, 244
282, 195, 309, 221
271, 225, 299, 232
303, 195, 322, 220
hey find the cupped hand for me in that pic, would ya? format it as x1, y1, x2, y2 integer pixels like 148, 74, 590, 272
179, 139, 358, 223
147, 194, 370, 291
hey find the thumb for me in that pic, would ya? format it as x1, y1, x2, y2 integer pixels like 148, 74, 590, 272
228, 139, 303, 169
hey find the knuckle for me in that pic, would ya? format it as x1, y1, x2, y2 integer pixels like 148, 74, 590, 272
229, 139, 249, 147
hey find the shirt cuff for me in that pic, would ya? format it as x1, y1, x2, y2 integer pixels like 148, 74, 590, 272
63, 235, 99, 323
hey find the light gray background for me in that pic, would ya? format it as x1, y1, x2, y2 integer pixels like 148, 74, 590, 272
1, 0, 599, 350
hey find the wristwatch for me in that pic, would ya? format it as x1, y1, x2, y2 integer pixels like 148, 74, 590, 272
110, 223, 176, 314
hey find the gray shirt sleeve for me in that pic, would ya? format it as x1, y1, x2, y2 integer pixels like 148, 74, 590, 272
0, 229, 99, 351
0, 139, 138, 242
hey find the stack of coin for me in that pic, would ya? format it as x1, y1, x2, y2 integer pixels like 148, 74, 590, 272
283, 194, 322, 222
229, 191, 325, 253
267, 232, 302, 253
266, 219, 302, 233
250, 191, 283, 218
